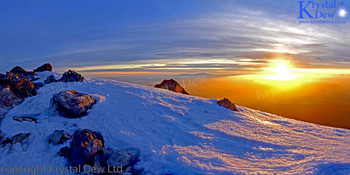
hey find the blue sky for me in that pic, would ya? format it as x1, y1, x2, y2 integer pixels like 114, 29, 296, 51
0, 0, 349, 75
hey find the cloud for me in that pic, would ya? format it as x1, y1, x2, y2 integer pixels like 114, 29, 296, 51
0, 1, 349, 74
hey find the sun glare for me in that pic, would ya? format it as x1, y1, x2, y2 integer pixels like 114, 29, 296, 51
265, 60, 297, 81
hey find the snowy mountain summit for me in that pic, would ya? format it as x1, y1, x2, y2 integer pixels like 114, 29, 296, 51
0, 68, 350, 175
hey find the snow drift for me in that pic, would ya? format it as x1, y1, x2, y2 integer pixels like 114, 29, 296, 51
0, 72, 349, 175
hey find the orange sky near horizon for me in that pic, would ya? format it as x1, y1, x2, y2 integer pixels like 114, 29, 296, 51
83, 59, 350, 129
182, 74, 350, 130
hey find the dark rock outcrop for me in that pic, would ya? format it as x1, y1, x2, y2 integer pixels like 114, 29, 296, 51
44, 75, 57, 84
0, 73, 5, 81
12, 133, 31, 144
0, 66, 40, 116
155, 79, 189, 95
51, 90, 96, 118
9, 66, 27, 74
0, 87, 23, 108
59, 128, 140, 174
0, 137, 11, 147
48, 130, 72, 145
107, 150, 140, 169
93, 147, 114, 173
64, 129, 104, 168
9, 66, 36, 77
0, 63, 58, 126
217, 98, 239, 112
57, 146, 69, 157
33, 63, 53, 72
59, 70, 84, 82
1, 66, 85, 105
34, 82, 44, 89
5, 73, 37, 98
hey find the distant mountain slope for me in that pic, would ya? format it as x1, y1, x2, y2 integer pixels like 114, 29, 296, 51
0, 72, 349, 175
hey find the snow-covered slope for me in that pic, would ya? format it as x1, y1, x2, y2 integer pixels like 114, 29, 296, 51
0, 72, 350, 174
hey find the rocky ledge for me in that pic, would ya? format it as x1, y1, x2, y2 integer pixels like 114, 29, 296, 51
154, 79, 189, 95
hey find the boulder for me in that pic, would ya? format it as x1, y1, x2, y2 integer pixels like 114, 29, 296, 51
9, 78, 37, 98
5, 73, 37, 98
59, 70, 84, 82
217, 98, 239, 112
107, 150, 139, 169
12, 133, 31, 144
48, 130, 72, 145
60, 128, 140, 174
9, 66, 27, 74
44, 75, 57, 84
154, 79, 189, 95
34, 82, 44, 89
57, 146, 69, 157
93, 147, 114, 173
58, 146, 114, 173
96, 147, 114, 160
51, 90, 96, 118
33, 63, 53, 72
0, 87, 23, 108
65, 129, 104, 168
9, 66, 36, 77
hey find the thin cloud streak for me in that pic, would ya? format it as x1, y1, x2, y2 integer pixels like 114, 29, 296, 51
58, 10, 350, 74
0, 1, 349, 74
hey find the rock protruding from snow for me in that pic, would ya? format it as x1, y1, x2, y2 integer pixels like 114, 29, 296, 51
0, 87, 23, 108
57, 146, 69, 157
12, 133, 31, 144
155, 79, 189, 95
51, 90, 96, 118
59, 70, 84, 82
217, 98, 239, 112
9, 66, 27, 74
44, 75, 57, 84
5, 73, 37, 98
9, 66, 36, 77
59, 128, 140, 174
13, 116, 37, 123
0, 137, 11, 147
48, 130, 72, 145
33, 63, 53, 72
93, 147, 114, 169
107, 150, 140, 169
63, 129, 104, 169
33, 82, 44, 89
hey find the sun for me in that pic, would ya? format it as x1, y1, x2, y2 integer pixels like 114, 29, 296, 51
338, 8, 348, 18
265, 60, 297, 81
